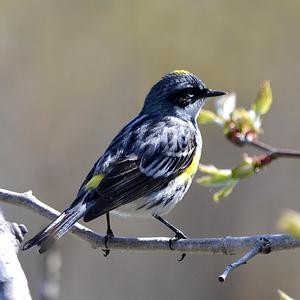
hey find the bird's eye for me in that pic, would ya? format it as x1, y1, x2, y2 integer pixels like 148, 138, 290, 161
168, 87, 199, 107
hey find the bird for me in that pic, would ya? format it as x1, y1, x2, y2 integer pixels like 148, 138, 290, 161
22, 70, 226, 255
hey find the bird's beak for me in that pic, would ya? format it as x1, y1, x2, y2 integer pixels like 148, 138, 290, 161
205, 89, 227, 98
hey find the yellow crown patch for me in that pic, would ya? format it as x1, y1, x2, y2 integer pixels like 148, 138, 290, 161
172, 70, 191, 75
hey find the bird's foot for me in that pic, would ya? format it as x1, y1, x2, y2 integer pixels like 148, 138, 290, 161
102, 229, 114, 257
169, 231, 188, 262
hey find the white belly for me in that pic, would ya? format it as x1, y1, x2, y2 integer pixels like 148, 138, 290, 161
112, 175, 193, 218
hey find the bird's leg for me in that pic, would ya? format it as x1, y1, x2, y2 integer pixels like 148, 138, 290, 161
154, 215, 187, 261
102, 212, 114, 257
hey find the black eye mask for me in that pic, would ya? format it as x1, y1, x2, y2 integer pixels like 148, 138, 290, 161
169, 87, 208, 107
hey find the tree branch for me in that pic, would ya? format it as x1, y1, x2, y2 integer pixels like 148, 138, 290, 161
248, 139, 300, 159
0, 188, 299, 281
218, 237, 271, 282
0, 210, 32, 300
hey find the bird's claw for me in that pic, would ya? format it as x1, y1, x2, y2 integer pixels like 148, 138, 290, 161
178, 253, 186, 262
168, 231, 188, 249
102, 230, 114, 257
102, 248, 110, 257
168, 231, 188, 262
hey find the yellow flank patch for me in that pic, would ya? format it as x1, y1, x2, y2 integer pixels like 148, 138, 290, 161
177, 149, 201, 183
173, 70, 191, 75
84, 174, 104, 190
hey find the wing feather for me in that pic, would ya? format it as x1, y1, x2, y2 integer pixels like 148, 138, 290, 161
83, 119, 198, 221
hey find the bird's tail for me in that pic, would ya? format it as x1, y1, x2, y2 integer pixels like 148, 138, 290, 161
22, 203, 87, 253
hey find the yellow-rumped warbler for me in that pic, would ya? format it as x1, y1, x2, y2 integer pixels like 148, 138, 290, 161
23, 70, 226, 254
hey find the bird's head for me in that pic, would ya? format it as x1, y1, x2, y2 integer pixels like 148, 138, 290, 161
143, 70, 226, 119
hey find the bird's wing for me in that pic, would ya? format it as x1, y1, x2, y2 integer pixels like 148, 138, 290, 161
82, 122, 198, 221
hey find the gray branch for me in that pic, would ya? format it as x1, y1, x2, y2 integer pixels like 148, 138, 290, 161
0, 210, 32, 300
0, 188, 300, 281
218, 237, 271, 282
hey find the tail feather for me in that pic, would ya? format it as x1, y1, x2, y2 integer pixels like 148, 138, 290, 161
23, 204, 86, 253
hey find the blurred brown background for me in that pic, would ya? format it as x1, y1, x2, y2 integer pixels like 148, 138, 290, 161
1, 1, 300, 299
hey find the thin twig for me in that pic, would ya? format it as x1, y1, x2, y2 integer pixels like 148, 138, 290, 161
248, 139, 300, 159
218, 237, 271, 282
246, 139, 276, 152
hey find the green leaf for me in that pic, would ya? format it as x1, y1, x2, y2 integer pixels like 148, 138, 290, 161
213, 182, 237, 202
198, 164, 231, 176
278, 210, 300, 238
253, 80, 272, 116
215, 92, 236, 120
232, 161, 255, 179
198, 110, 223, 125
197, 174, 236, 187
278, 290, 295, 300
198, 165, 236, 187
